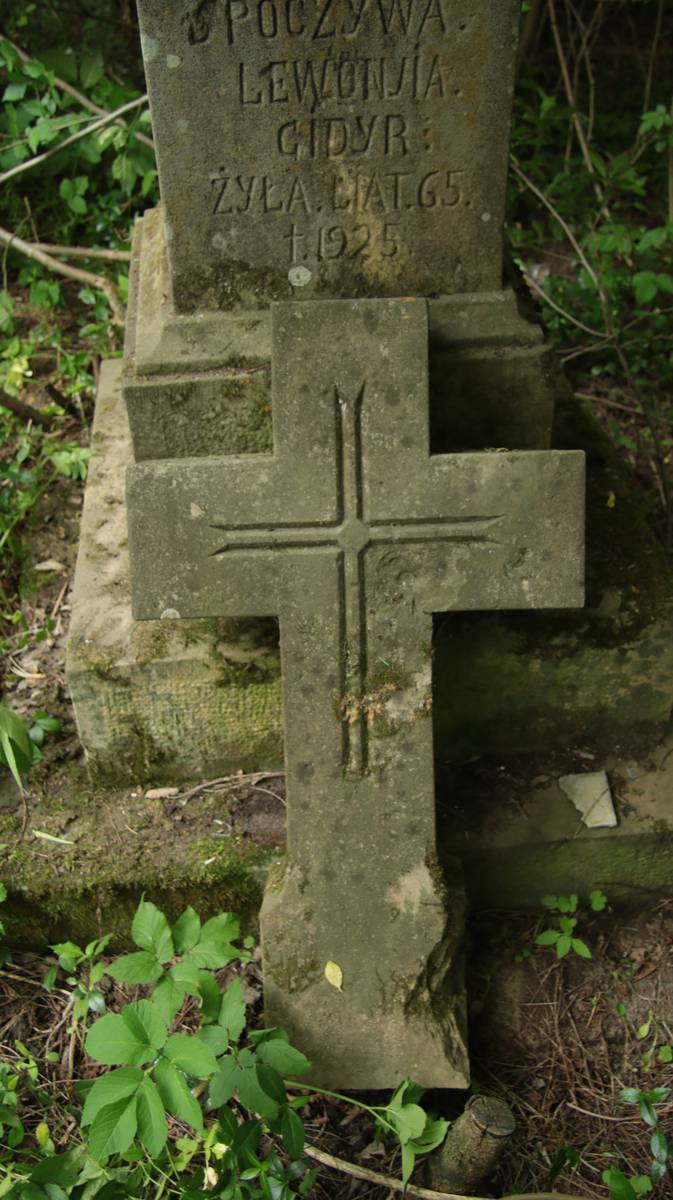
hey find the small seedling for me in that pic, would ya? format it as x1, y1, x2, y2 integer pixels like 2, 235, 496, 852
534, 892, 607, 960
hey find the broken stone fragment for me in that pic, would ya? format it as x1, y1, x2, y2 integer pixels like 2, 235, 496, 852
559, 770, 617, 828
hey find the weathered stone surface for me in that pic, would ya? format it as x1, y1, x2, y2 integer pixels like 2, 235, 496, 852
66, 361, 283, 783
127, 297, 584, 1087
136, 0, 520, 311
123, 211, 558, 459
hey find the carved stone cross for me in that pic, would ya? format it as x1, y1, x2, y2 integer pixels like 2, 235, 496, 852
128, 298, 584, 1088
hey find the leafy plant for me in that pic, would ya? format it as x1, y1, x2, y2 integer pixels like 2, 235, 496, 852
535, 891, 607, 960
43, 935, 110, 1025
48, 897, 448, 1199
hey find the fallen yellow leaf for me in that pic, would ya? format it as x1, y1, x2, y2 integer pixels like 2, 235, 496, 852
324, 960, 343, 991
606, 491, 616, 508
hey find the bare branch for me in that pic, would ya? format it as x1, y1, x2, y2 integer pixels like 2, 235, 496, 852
0, 394, 53, 429
0, 95, 149, 187
520, 269, 606, 339
33, 243, 131, 263
0, 225, 125, 326
302, 1144, 592, 1200
2, 37, 154, 150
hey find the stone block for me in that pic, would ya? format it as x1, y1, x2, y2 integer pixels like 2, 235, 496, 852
123, 209, 559, 460
135, 0, 521, 310
66, 360, 283, 783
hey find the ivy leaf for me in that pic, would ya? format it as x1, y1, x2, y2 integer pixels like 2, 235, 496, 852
136, 1077, 167, 1158
87, 1095, 138, 1159
81, 1068, 143, 1126
154, 1059, 203, 1134
163, 1033, 218, 1079
131, 899, 174, 963
106, 951, 163, 985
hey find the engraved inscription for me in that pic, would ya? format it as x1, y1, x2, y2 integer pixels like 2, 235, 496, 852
207, 0, 475, 46
142, 0, 518, 304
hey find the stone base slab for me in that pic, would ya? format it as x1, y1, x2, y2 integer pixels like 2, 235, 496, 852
66, 360, 283, 783
122, 208, 558, 461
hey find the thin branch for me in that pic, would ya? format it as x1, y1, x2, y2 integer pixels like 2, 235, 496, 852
0, 225, 124, 326
2, 37, 154, 150
509, 159, 605, 302
521, 270, 606, 339
643, 0, 664, 115
0, 95, 148, 187
0, 394, 53, 429
33, 243, 131, 263
302, 1145, 592, 1200
548, 0, 608, 218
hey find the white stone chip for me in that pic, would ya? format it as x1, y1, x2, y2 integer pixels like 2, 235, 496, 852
559, 770, 617, 828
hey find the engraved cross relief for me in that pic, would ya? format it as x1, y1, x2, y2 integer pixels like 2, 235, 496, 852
209, 385, 502, 776
127, 297, 584, 1089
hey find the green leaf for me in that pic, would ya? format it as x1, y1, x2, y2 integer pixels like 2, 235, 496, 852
388, 1103, 427, 1145
196, 970, 221, 1022
219, 979, 246, 1043
106, 951, 163, 985
121, 1000, 167, 1054
3, 83, 26, 101
235, 1059, 279, 1119
535, 929, 559, 946
131, 899, 174, 963
633, 271, 658, 305
631, 1177, 653, 1196
80, 51, 104, 89
188, 912, 240, 969
154, 1058, 203, 1134
281, 1108, 304, 1159
209, 1057, 238, 1108
88, 1095, 138, 1159
589, 890, 607, 912
172, 906, 201, 954
136, 1077, 167, 1158
153, 975, 186, 1025
650, 1126, 668, 1164
81, 1068, 143, 1126
401, 1142, 416, 1185
31, 1151, 81, 1187
163, 1033, 218, 1078
197, 1025, 231, 1057
556, 935, 572, 958
571, 938, 592, 959
256, 1037, 311, 1077
257, 1064, 286, 1105
85, 1013, 155, 1067
658, 1044, 672, 1063
602, 1168, 637, 1200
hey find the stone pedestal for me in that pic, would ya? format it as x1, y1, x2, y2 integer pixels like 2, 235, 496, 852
66, 361, 282, 783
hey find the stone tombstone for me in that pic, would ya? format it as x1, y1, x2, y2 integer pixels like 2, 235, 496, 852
127, 297, 586, 1086
136, 0, 521, 311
